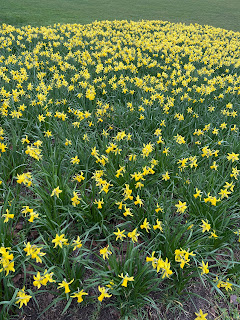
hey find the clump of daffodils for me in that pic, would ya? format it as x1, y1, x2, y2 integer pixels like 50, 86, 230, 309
0, 20, 239, 317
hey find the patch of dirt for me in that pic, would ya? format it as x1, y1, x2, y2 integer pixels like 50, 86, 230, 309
16, 293, 120, 320
14, 278, 230, 320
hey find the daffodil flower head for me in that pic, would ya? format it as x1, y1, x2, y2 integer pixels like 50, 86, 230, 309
98, 286, 112, 302
100, 245, 112, 260
16, 287, 32, 308
52, 233, 69, 248
118, 273, 134, 287
71, 289, 88, 303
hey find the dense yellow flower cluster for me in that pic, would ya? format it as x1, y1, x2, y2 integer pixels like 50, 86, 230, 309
0, 20, 239, 316
0, 246, 15, 275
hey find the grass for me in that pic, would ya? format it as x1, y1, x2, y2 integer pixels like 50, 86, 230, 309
0, 0, 239, 31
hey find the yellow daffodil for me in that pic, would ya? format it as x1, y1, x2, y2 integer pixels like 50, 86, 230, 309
71, 289, 88, 303
57, 279, 74, 293
51, 186, 62, 198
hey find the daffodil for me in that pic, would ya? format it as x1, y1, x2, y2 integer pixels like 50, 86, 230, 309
72, 236, 82, 250
118, 273, 134, 287
52, 234, 69, 248
51, 186, 62, 198
16, 288, 32, 308
227, 152, 239, 162
71, 289, 88, 303
98, 286, 112, 302
140, 218, 151, 232
199, 261, 209, 275
194, 309, 208, 320
113, 228, 126, 241
127, 228, 140, 243
201, 220, 211, 233
175, 200, 187, 214
57, 279, 74, 293
2, 209, 14, 223
100, 245, 112, 260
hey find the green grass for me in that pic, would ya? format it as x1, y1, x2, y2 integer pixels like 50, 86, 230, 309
0, 0, 240, 31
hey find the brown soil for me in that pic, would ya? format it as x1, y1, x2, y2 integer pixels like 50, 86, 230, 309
14, 279, 225, 320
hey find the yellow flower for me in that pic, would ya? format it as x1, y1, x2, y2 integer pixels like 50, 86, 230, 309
25, 145, 42, 160
218, 188, 231, 199
222, 279, 233, 291
204, 193, 219, 206
129, 154, 137, 161
210, 161, 218, 170
155, 203, 163, 213
16, 288, 32, 308
72, 172, 85, 182
214, 276, 232, 291
135, 181, 144, 189
16, 172, 33, 187
51, 186, 62, 198
28, 211, 39, 222
57, 279, 74, 293
175, 200, 187, 214
71, 289, 88, 303
106, 280, 115, 289
38, 114, 45, 122
142, 142, 154, 158
127, 228, 140, 243
86, 87, 96, 100
227, 152, 239, 162
71, 191, 80, 206
162, 171, 170, 181
65, 139, 72, 146
220, 122, 227, 129
100, 245, 112, 260
140, 218, 151, 232
201, 220, 211, 233
41, 270, 55, 286
113, 228, 126, 241
146, 251, 157, 267
72, 236, 82, 251
161, 258, 173, 279
44, 130, 52, 137
175, 248, 195, 269
230, 167, 240, 180
134, 195, 143, 207
122, 184, 133, 201
194, 309, 208, 320
209, 230, 218, 239
163, 147, 170, 155
118, 273, 134, 287
2, 209, 14, 223
98, 286, 112, 302
23, 242, 46, 263
94, 198, 104, 209
0, 247, 15, 275
199, 261, 209, 275
21, 135, 30, 144
33, 272, 43, 289
52, 234, 68, 248
193, 188, 202, 199
71, 155, 80, 164
174, 134, 186, 144
153, 219, 163, 232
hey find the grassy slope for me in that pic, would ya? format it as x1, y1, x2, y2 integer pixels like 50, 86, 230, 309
0, 0, 240, 31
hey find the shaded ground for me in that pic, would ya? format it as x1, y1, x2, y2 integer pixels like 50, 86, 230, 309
14, 279, 235, 320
